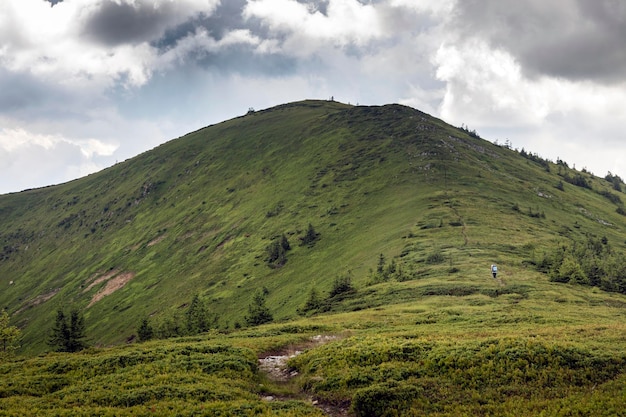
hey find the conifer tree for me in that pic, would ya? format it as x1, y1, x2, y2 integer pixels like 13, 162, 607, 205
186, 294, 209, 334
300, 223, 320, 247
377, 253, 386, 275
48, 309, 87, 353
0, 310, 21, 355
137, 318, 154, 342
68, 310, 87, 352
299, 287, 322, 314
245, 292, 273, 326
48, 310, 69, 352
266, 235, 291, 267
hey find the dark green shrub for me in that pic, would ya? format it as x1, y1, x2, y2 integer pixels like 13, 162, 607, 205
137, 318, 153, 342
555, 180, 565, 191
425, 251, 444, 264
599, 190, 622, 205
300, 223, 320, 247
352, 381, 422, 417
329, 274, 355, 298
298, 288, 323, 315
48, 310, 87, 353
245, 292, 273, 326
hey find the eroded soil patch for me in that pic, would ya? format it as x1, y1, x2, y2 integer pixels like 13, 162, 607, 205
87, 271, 136, 307
258, 335, 349, 416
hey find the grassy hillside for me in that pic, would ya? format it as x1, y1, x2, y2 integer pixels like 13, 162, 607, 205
1, 99, 626, 357
1, 99, 626, 415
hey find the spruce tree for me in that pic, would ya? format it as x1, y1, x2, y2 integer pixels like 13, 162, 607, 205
300, 223, 320, 247
48, 309, 87, 352
245, 292, 273, 326
68, 310, 87, 352
48, 310, 69, 352
0, 310, 21, 355
266, 237, 290, 267
186, 294, 209, 334
137, 318, 154, 342
299, 287, 323, 314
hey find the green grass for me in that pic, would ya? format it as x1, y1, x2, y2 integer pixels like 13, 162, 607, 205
1, 99, 626, 415
1, 280, 625, 415
0, 335, 325, 416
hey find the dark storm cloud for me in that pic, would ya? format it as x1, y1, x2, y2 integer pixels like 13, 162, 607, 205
151, 0, 296, 76
83, 1, 185, 46
201, 0, 249, 39
452, 0, 626, 84
154, 0, 257, 49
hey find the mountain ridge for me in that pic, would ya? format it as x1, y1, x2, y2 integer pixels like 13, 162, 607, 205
1, 99, 625, 354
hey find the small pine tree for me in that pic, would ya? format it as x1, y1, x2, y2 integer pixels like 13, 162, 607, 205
137, 318, 153, 342
68, 310, 87, 352
49, 309, 87, 353
48, 310, 69, 352
329, 273, 355, 298
186, 294, 209, 335
386, 259, 397, 277
266, 237, 289, 267
0, 310, 21, 355
245, 292, 273, 326
299, 287, 322, 314
300, 223, 320, 247
377, 253, 386, 275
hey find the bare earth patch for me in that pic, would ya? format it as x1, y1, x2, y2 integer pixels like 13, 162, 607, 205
88, 272, 136, 307
258, 335, 348, 416
83, 269, 120, 293
15, 288, 61, 314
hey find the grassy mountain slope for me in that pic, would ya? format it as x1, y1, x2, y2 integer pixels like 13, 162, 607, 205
1, 99, 626, 357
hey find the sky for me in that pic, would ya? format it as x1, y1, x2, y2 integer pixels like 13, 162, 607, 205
1, 0, 626, 194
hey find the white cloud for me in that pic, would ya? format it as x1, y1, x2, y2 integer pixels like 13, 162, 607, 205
389, 0, 455, 16
0, 126, 118, 193
432, 34, 626, 179
244, 0, 385, 53
1, 0, 626, 194
0, 0, 220, 89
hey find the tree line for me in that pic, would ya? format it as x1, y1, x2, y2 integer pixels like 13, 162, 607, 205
533, 235, 626, 294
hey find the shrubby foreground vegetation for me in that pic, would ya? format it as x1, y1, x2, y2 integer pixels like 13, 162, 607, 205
2, 289, 626, 416
0, 337, 322, 416
2, 101, 626, 415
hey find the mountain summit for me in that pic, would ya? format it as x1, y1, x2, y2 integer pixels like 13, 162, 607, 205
2, 99, 625, 353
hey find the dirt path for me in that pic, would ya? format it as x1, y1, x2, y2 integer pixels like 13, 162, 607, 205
258, 335, 349, 417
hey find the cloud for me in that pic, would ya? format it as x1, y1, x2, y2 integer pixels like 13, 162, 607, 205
434, 39, 626, 180
243, 0, 385, 54
0, 0, 222, 89
451, 0, 626, 84
0, 126, 117, 193
81, 0, 218, 47
2, 0, 626, 195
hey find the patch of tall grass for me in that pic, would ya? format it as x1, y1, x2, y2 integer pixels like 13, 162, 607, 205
290, 335, 626, 416
0, 340, 323, 416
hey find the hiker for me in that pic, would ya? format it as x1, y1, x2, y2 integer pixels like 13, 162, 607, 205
491, 264, 497, 279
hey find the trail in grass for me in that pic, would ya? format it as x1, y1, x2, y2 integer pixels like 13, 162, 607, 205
258, 335, 348, 417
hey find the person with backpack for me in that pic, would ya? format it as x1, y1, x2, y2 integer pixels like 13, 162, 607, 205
491, 264, 498, 279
